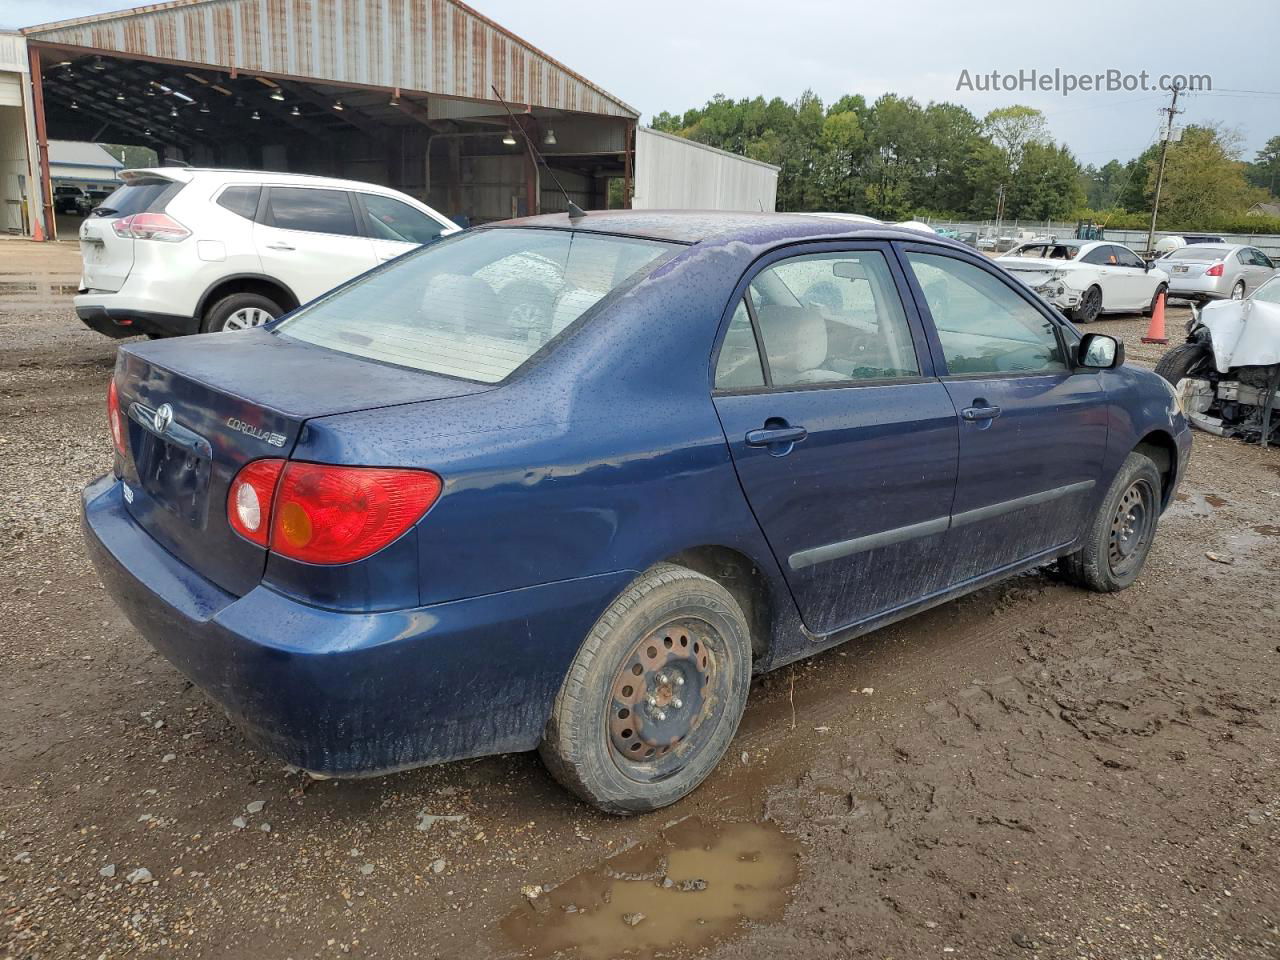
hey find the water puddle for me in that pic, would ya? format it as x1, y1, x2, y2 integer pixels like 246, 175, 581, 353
501, 818, 798, 959
1167, 490, 1227, 518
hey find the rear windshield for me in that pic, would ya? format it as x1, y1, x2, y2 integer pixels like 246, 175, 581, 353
275, 227, 679, 383
91, 178, 180, 218
1166, 246, 1230, 260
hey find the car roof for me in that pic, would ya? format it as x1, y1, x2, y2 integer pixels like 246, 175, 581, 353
121, 166, 416, 195
493, 209, 958, 248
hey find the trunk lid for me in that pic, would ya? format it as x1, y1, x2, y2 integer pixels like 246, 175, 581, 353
115, 330, 489, 596
79, 171, 185, 293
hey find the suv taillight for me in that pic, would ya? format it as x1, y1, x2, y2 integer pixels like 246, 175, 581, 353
228, 461, 441, 564
111, 212, 191, 242
1205, 262, 1224, 277
107, 379, 125, 455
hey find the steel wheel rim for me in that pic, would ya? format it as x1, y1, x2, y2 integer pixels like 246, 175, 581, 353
223, 307, 274, 331
1108, 478, 1156, 577
607, 616, 721, 783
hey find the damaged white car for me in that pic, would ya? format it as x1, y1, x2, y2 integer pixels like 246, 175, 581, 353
1155, 275, 1280, 447
998, 239, 1169, 323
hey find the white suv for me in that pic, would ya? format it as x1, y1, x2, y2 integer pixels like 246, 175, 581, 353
75, 168, 459, 337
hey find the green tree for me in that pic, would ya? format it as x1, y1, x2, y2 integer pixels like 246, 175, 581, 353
1246, 135, 1280, 197
1150, 125, 1267, 225
1007, 143, 1084, 220
983, 106, 1049, 173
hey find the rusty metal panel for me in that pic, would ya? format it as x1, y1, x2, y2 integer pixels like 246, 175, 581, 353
22, 0, 637, 118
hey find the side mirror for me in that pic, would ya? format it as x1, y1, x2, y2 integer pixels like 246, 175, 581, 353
1078, 333, 1124, 369
1144, 259, 1154, 272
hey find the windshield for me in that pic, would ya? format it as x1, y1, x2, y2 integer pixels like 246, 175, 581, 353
1007, 243, 1082, 260
275, 228, 679, 383
1253, 276, 1280, 305
1166, 246, 1230, 261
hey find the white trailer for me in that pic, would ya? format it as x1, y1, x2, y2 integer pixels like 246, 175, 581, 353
632, 127, 778, 212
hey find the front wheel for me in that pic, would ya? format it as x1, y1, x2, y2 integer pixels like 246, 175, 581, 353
1070, 285, 1103, 324
539, 563, 752, 814
1153, 341, 1211, 387
1143, 283, 1168, 317
1060, 452, 1162, 592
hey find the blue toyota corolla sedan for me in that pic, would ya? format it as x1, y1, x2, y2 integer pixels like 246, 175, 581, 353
82, 211, 1191, 813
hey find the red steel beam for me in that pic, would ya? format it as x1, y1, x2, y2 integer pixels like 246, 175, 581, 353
27, 47, 55, 240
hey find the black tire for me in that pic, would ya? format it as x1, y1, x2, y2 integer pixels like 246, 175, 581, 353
1143, 283, 1168, 317
1153, 341, 1211, 387
1070, 285, 1103, 324
201, 292, 283, 334
1060, 452, 1162, 592
539, 563, 752, 815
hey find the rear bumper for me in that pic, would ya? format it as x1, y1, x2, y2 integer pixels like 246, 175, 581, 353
81, 474, 633, 775
76, 304, 198, 339
1166, 276, 1228, 301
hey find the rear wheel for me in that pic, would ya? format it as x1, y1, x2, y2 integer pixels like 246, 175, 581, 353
1230, 280, 1246, 300
201, 292, 283, 333
539, 563, 752, 814
1070, 285, 1103, 323
1153, 341, 1211, 387
1060, 452, 1162, 592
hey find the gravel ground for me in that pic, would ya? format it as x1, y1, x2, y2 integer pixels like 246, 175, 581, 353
1, 240, 1277, 960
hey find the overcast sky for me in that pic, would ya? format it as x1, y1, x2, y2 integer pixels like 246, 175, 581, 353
4, 0, 1277, 164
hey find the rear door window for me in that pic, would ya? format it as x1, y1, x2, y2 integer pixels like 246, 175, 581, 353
746, 250, 920, 385
265, 187, 360, 236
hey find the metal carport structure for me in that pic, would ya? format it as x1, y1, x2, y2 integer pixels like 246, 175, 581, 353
20, 0, 640, 239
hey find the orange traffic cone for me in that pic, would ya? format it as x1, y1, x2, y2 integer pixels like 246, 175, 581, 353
30, 215, 44, 242
1141, 290, 1168, 344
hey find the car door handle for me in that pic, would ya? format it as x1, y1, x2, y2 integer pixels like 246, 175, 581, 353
961, 405, 1002, 421
265, 242, 295, 251
746, 425, 808, 446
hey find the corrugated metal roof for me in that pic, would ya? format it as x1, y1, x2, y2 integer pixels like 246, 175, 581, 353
22, 0, 638, 119
49, 140, 126, 169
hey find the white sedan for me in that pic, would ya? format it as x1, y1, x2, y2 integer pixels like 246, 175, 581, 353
998, 239, 1169, 323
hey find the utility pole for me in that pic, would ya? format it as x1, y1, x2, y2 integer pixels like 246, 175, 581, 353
1145, 84, 1184, 256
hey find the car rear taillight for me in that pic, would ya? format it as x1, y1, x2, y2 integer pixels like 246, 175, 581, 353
1205, 262, 1224, 277
227, 461, 441, 563
107, 379, 125, 455
227, 459, 286, 546
111, 212, 191, 242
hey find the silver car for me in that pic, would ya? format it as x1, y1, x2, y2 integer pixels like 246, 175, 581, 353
1163, 244, 1276, 303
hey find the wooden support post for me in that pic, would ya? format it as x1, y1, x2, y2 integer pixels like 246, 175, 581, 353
622, 120, 634, 210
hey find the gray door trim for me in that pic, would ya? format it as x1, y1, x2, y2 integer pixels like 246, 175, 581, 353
787, 479, 1096, 571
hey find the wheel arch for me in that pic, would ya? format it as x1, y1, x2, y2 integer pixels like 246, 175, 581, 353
663, 545, 776, 664
1135, 430, 1178, 509
195, 274, 301, 321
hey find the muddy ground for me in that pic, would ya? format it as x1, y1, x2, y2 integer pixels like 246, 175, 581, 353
1, 240, 1277, 960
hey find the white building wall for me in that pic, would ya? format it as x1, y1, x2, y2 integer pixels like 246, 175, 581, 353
0, 32, 38, 236
632, 127, 778, 212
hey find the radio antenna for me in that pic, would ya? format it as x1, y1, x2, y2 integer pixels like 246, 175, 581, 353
491, 84, 586, 220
